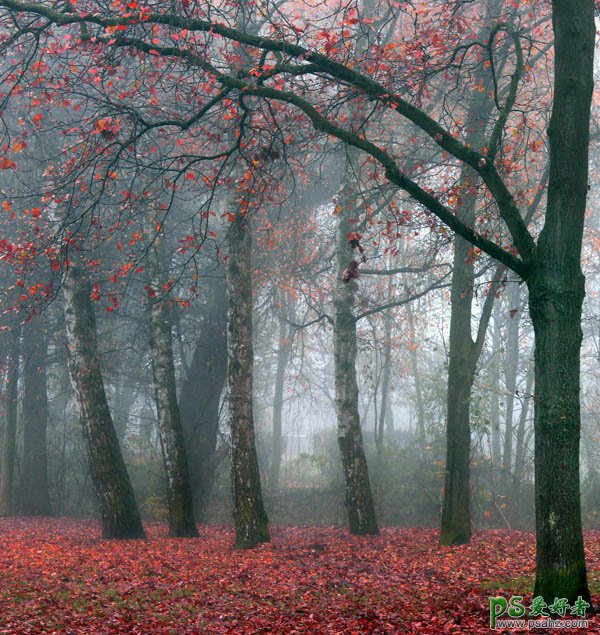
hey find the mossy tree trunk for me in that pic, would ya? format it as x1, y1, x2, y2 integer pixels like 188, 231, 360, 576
334, 180, 378, 536
148, 243, 198, 538
63, 265, 145, 539
0, 324, 20, 516
528, 0, 594, 603
227, 209, 269, 548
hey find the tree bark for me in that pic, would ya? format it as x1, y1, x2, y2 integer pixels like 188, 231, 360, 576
334, 181, 378, 536
528, 0, 594, 603
179, 274, 228, 520
149, 251, 198, 537
490, 314, 502, 467
502, 284, 522, 474
376, 314, 392, 452
0, 325, 20, 516
227, 210, 269, 548
21, 315, 52, 516
63, 265, 145, 539
440, 203, 478, 545
513, 356, 534, 498
439, 5, 506, 543
179, 278, 227, 520
270, 314, 293, 489
406, 305, 425, 446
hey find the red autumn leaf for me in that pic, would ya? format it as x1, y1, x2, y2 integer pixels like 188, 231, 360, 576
0, 157, 17, 170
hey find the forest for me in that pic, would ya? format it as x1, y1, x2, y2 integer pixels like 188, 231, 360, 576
0, 0, 597, 632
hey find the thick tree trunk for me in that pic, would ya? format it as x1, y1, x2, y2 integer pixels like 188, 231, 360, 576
149, 262, 198, 537
528, 0, 594, 604
270, 315, 292, 490
63, 265, 145, 539
334, 190, 378, 536
179, 274, 228, 520
21, 316, 52, 516
227, 211, 269, 548
0, 326, 20, 516
530, 275, 589, 602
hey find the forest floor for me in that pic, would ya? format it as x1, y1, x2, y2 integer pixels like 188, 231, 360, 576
0, 518, 598, 634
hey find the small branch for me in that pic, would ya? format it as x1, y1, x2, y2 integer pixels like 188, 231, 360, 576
474, 264, 506, 356
355, 274, 452, 321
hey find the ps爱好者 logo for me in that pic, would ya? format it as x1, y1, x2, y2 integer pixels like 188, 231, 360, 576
489, 594, 590, 630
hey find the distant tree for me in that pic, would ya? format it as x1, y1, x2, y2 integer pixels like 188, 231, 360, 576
178, 273, 228, 519
21, 314, 52, 516
0, 321, 21, 516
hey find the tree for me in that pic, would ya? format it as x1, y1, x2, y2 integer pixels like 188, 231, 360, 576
226, 205, 270, 548
269, 299, 295, 490
178, 273, 228, 519
440, 7, 504, 543
147, 238, 198, 538
0, 321, 20, 516
21, 314, 52, 516
0, 0, 593, 600
334, 171, 378, 535
62, 264, 145, 539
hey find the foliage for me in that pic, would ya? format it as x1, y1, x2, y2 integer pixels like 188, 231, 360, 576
369, 443, 442, 527
1, 518, 600, 634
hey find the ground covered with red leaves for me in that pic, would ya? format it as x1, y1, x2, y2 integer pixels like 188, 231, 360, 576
0, 519, 599, 634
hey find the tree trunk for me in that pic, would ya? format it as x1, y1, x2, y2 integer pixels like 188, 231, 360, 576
406, 305, 425, 446
440, 214, 478, 545
149, 254, 198, 537
528, 0, 594, 604
513, 356, 534, 498
63, 265, 145, 539
179, 275, 228, 520
490, 314, 502, 467
0, 325, 20, 516
502, 284, 522, 474
227, 210, 269, 548
439, 9, 505, 543
21, 316, 52, 516
376, 314, 392, 452
334, 184, 378, 536
270, 314, 293, 490
112, 376, 138, 443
